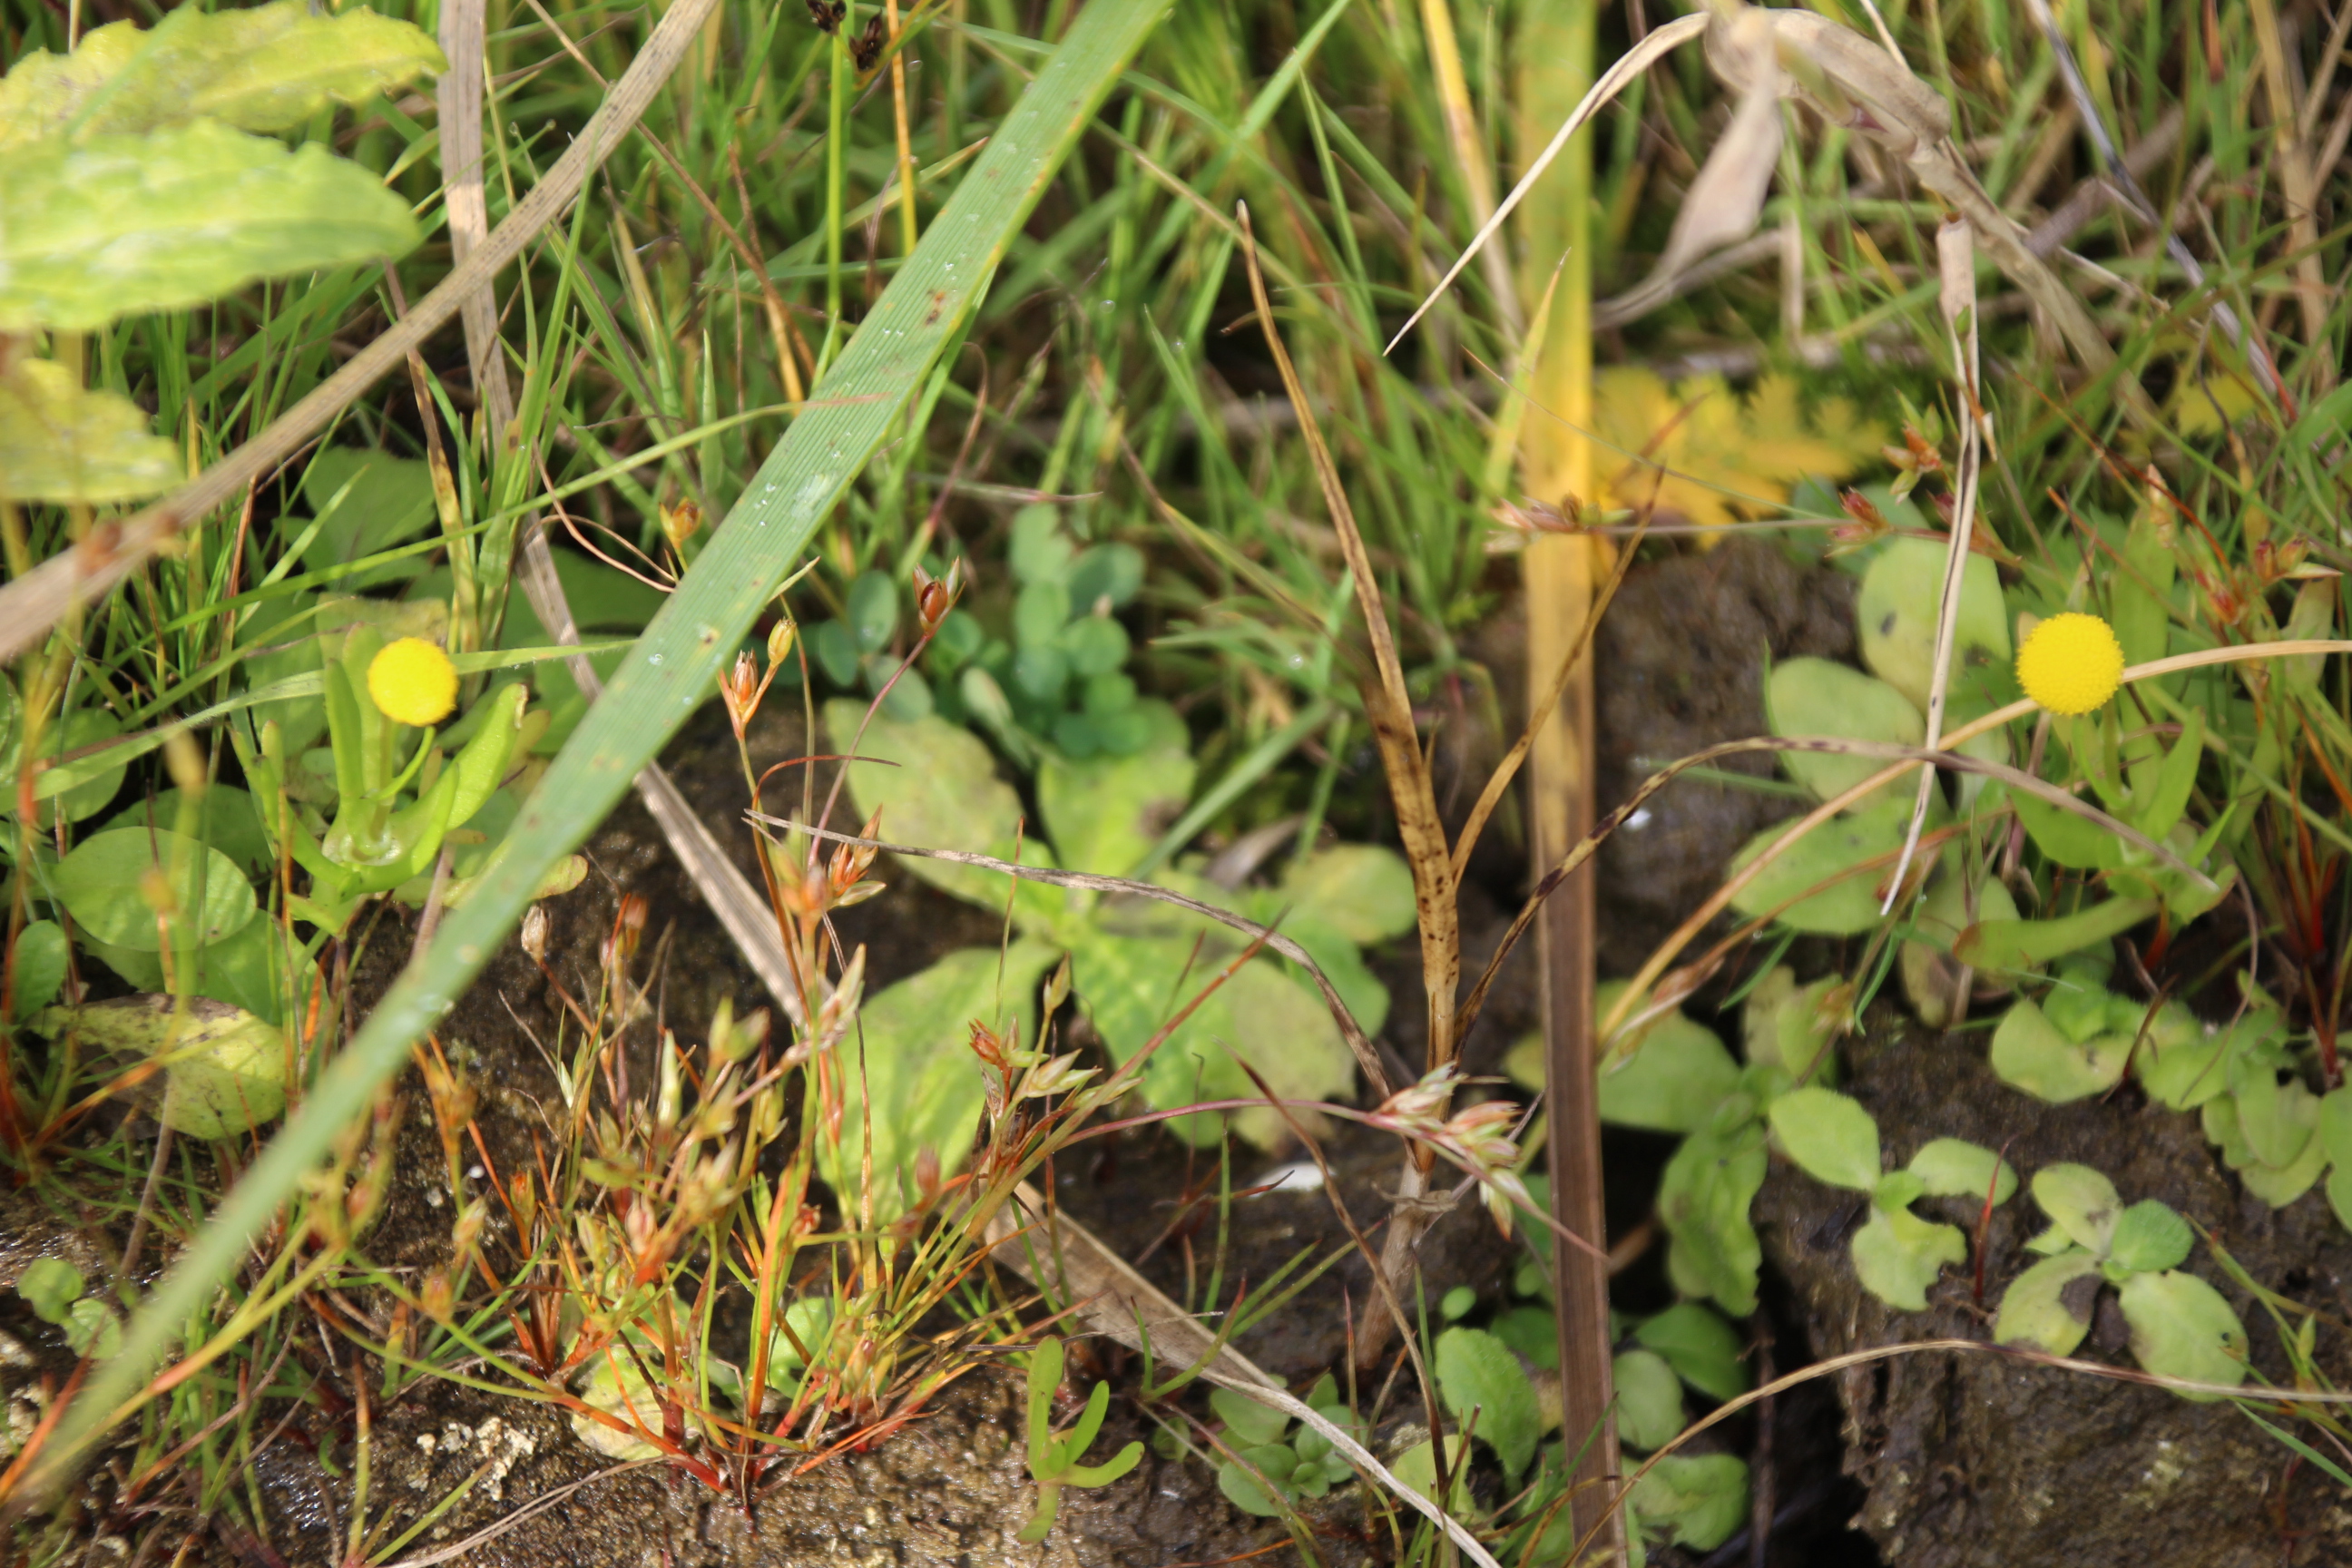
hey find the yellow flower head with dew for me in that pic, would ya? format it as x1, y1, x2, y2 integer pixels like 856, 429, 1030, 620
2016, 612, 2125, 717
368, 637, 458, 728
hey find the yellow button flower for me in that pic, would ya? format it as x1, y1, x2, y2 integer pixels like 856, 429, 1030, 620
368, 637, 458, 728
2016, 612, 2125, 717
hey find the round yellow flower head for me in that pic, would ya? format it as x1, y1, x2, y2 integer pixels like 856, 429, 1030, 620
2016, 612, 2125, 717
368, 637, 458, 728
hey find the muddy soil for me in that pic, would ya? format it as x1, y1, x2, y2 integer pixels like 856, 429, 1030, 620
1755, 1014, 2352, 1568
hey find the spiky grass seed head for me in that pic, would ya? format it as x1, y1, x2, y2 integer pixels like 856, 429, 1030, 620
2016, 612, 2125, 717
368, 637, 458, 728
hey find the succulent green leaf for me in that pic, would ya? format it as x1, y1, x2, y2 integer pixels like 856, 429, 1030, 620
0, 121, 423, 332
2328, 1161, 2352, 1235
40, 995, 286, 1138
2323, 1086, 2352, 1171
1434, 1327, 1540, 1480
104, 788, 273, 878
7, 919, 69, 1024
1873, 1169, 1927, 1211
1389, 1435, 1475, 1515
1036, 702, 1191, 876
1659, 1120, 1768, 1317
1217, 1448, 1292, 1515
0, 1, 446, 148
1957, 897, 2162, 975
1739, 965, 1843, 1082
2118, 1270, 2249, 1399
2031, 1164, 2122, 1258
1849, 1202, 1965, 1311
1628, 1454, 1750, 1552
1612, 1349, 1686, 1453
1278, 844, 1418, 946
818, 942, 1054, 1220
0, 358, 181, 503
1993, 1249, 2102, 1354
824, 700, 1060, 919
1596, 983, 1741, 1133
1728, 802, 1908, 935
1988, 996, 2131, 1103
1766, 657, 1924, 807
1024, 1336, 1063, 1461
2232, 1120, 2329, 1207
1766, 1087, 1882, 1191
1907, 1138, 2016, 1204
1855, 536, 2014, 713
2230, 1054, 2319, 1171
1633, 1304, 1750, 1401
15, 1257, 83, 1323
54, 828, 256, 952
2107, 1200, 2193, 1276
1073, 931, 1355, 1149
1210, 1386, 1290, 1447
1899, 854, 2023, 1026
2009, 784, 2130, 871
2133, 1004, 2234, 1110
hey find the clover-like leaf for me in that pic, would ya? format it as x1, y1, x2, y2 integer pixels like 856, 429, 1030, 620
1596, 982, 1741, 1133
1766, 1087, 1882, 1192
1627, 1453, 1750, 1553
15, 1257, 83, 1323
0, 358, 181, 503
1993, 1249, 2102, 1355
1907, 1138, 2016, 1204
1633, 1304, 1750, 1402
1989, 996, 2131, 1103
1434, 1327, 1539, 1481
1766, 657, 1924, 808
2031, 1164, 2122, 1258
2118, 1270, 2249, 1400
2107, 1200, 2193, 1277
0, 121, 423, 332
1612, 1349, 1685, 1453
1849, 1202, 1965, 1311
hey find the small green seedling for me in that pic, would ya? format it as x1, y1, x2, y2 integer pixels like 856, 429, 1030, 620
1767, 1088, 2015, 1310
1210, 1376, 1360, 1516
15, 1259, 121, 1360
1018, 1337, 1142, 1544
1994, 1164, 2249, 1398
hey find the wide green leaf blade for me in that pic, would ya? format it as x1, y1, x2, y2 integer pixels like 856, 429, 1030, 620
0, 120, 421, 331
36, 0, 1172, 1488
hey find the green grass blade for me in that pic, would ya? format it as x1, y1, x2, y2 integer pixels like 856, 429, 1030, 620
30, 0, 1172, 1491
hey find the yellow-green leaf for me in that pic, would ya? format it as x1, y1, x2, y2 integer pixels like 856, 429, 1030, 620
0, 357, 181, 503
0, 120, 421, 332
0, 2, 446, 150
39, 995, 287, 1139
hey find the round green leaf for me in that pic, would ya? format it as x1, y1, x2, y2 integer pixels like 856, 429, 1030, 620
1856, 535, 2012, 712
1766, 1087, 1882, 1191
54, 828, 256, 951
1629, 1454, 1749, 1552
1728, 803, 1908, 935
1612, 1349, 1685, 1453
1009, 505, 1073, 584
1993, 1250, 2102, 1355
846, 570, 898, 653
43, 994, 287, 1138
1058, 613, 1129, 676
1279, 845, 1417, 946
1989, 997, 2130, 1104
2108, 1200, 2193, 1276
1766, 657, 1923, 807
104, 787, 272, 877
15, 1256, 83, 1322
1066, 542, 1143, 609
2030, 1163, 2122, 1257
1849, 1203, 1965, 1311
7, 918, 69, 1023
2119, 1270, 2249, 1399
1632, 1304, 1750, 1401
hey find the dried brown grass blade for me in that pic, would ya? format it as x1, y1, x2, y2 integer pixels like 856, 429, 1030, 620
0, 0, 726, 663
